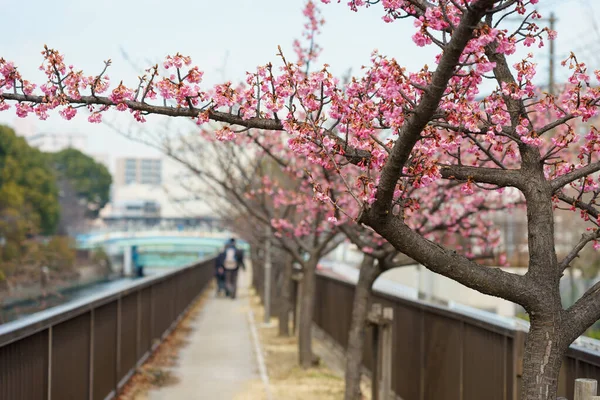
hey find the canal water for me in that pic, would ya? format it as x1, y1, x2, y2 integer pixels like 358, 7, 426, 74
0, 236, 247, 325
0, 275, 151, 324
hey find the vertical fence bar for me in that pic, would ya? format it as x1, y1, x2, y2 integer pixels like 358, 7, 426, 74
89, 309, 95, 400
115, 297, 122, 395
150, 284, 155, 347
47, 326, 52, 400
371, 303, 382, 400
380, 307, 393, 400
137, 289, 142, 361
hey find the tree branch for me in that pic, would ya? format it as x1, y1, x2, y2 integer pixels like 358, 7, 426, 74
440, 165, 522, 188
551, 161, 600, 192
565, 281, 600, 343
558, 230, 600, 273
359, 214, 536, 307
367, 0, 498, 222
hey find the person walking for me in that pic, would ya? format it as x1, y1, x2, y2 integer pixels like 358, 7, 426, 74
222, 238, 245, 299
214, 247, 227, 296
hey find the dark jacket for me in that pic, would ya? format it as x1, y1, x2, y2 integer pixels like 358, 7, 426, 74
222, 245, 245, 271
215, 252, 226, 277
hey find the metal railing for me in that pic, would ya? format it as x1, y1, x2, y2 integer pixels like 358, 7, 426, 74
313, 271, 600, 400
0, 256, 215, 400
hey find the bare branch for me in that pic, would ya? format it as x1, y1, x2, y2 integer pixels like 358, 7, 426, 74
440, 165, 522, 188
551, 161, 600, 192
558, 230, 600, 273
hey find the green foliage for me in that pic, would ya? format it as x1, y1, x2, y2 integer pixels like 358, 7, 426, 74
49, 148, 112, 218
91, 246, 109, 264
91, 246, 112, 275
586, 328, 600, 341
1, 241, 20, 262
42, 236, 76, 271
0, 125, 59, 237
516, 311, 530, 322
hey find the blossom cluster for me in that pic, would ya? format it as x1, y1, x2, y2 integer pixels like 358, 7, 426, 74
2, 0, 598, 259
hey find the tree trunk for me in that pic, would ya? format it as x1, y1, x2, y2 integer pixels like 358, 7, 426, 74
568, 266, 577, 307
345, 254, 380, 400
278, 255, 293, 337
298, 258, 318, 368
520, 315, 567, 400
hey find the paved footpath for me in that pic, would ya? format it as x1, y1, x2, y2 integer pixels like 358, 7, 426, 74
149, 270, 259, 400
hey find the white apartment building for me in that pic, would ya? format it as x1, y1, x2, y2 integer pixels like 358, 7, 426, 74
115, 157, 162, 186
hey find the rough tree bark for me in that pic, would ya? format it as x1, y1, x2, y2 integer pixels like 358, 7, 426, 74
344, 254, 380, 400
298, 257, 319, 368
278, 254, 293, 337
521, 313, 566, 400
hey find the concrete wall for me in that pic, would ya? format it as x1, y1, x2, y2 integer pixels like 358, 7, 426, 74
380, 265, 519, 317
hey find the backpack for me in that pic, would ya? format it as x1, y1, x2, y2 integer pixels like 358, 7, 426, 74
224, 247, 237, 270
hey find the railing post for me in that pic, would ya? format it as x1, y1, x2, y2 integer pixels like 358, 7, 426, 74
369, 304, 382, 400
368, 304, 394, 400
575, 378, 597, 400
380, 307, 393, 400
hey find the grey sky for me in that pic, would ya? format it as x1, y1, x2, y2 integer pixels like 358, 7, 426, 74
0, 0, 597, 167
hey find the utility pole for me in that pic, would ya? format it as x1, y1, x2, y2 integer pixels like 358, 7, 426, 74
549, 12, 556, 95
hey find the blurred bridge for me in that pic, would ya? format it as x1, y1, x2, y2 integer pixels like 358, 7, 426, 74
76, 230, 248, 270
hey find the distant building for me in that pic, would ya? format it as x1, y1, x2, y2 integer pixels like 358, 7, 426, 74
109, 199, 161, 220
115, 157, 162, 186
99, 183, 215, 231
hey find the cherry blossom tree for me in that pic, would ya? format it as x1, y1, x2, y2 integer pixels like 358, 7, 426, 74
4, 0, 600, 398
141, 122, 344, 367
331, 179, 509, 400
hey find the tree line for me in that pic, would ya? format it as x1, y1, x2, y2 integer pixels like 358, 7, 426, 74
0, 125, 111, 281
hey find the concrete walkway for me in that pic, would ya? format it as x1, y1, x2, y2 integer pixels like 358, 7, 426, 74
149, 270, 259, 400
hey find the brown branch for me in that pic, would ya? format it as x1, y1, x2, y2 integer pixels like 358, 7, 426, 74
359, 214, 535, 308
1, 92, 283, 130
551, 161, 600, 192
367, 0, 499, 223
558, 230, 600, 273
440, 164, 522, 188
565, 281, 600, 343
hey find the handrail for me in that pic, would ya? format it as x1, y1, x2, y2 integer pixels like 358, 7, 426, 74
316, 268, 600, 359
0, 253, 215, 348
0, 255, 216, 400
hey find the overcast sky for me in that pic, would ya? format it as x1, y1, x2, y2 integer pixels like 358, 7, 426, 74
1, 0, 598, 170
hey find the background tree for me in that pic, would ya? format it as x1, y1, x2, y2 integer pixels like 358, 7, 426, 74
0, 125, 61, 280
49, 147, 112, 220
0, 125, 59, 274
0, 125, 59, 236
